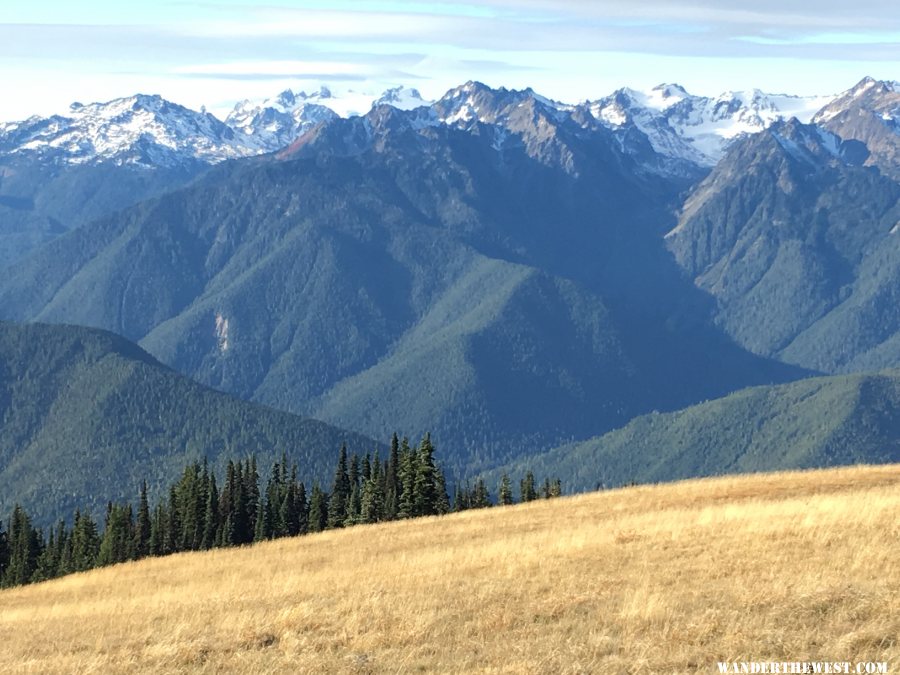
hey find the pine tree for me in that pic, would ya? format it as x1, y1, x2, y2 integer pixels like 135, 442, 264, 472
360, 451, 385, 524
244, 457, 260, 543
217, 460, 236, 546
327, 445, 350, 528
397, 438, 417, 519
232, 461, 249, 544
520, 471, 537, 503
3, 505, 40, 586
70, 510, 100, 572
549, 478, 562, 498
32, 526, 61, 583
0, 519, 9, 582
294, 480, 309, 536
201, 474, 219, 550
384, 433, 400, 520
134, 480, 152, 558
453, 482, 468, 512
149, 503, 166, 556
413, 433, 437, 517
541, 477, 552, 499
254, 495, 270, 542
164, 485, 181, 553
308, 483, 328, 533
433, 466, 451, 515
472, 479, 491, 509
98, 504, 134, 566
498, 474, 513, 506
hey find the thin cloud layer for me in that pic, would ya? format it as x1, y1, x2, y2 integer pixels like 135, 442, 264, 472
0, 0, 897, 121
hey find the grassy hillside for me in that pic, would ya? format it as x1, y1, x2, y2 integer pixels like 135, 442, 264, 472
0, 464, 897, 673
0, 321, 377, 526
489, 369, 900, 492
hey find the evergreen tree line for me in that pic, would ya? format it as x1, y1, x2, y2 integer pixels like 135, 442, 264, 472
0, 433, 562, 589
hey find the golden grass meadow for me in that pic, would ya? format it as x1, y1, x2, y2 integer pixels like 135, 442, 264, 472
1, 464, 898, 674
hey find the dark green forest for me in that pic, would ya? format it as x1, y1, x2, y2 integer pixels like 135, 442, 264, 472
0, 433, 560, 589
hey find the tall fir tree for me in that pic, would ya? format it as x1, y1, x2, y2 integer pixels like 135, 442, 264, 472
550, 478, 562, 498
498, 475, 513, 506
360, 451, 385, 524
98, 503, 134, 566
164, 484, 181, 554
397, 438, 417, 519
70, 510, 100, 572
308, 483, 328, 533
201, 473, 219, 550
134, 480, 152, 558
244, 457, 260, 543
32, 526, 61, 583
471, 479, 491, 509
327, 445, 350, 528
520, 471, 537, 503
294, 480, 309, 536
413, 433, 437, 517
3, 505, 40, 586
0, 519, 8, 582
384, 433, 400, 520
148, 503, 165, 557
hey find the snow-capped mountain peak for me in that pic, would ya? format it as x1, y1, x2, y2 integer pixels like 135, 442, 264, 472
0, 93, 249, 167
372, 86, 431, 111
589, 84, 835, 166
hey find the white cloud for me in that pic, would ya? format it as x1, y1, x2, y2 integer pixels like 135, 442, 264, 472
173, 60, 380, 77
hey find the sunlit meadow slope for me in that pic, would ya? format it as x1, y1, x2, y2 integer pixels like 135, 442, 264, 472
1, 465, 898, 674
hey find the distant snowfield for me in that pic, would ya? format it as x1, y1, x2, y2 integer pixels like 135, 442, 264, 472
0, 78, 896, 170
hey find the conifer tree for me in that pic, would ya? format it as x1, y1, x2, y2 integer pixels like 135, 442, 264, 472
550, 478, 562, 498
134, 480, 152, 558
327, 445, 350, 528
254, 496, 270, 543
308, 483, 328, 533
70, 510, 100, 572
453, 482, 468, 512
384, 433, 400, 520
218, 460, 236, 546
201, 474, 219, 550
520, 471, 537, 503
3, 505, 40, 586
472, 479, 491, 509
32, 527, 60, 583
397, 438, 417, 519
360, 451, 385, 524
345, 482, 361, 527
57, 519, 74, 577
149, 503, 166, 556
541, 477, 552, 499
498, 474, 513, 505
433, 465, 451, 515
294, 480, 308, 535
0, 519, 8, 582
413, 433, 437, 517
164, 485, 181, 554
98, 504, 134, 566
244, 457, 260, 542
232, 461, 249, 544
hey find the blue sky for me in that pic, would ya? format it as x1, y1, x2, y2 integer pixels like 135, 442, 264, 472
2, 0, 899, 121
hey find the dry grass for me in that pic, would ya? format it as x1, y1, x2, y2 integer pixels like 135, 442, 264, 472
1, 464, 898, 674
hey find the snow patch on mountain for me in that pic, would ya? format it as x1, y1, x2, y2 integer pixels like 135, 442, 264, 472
590, 84, 834, 166
0, 95, 252, 167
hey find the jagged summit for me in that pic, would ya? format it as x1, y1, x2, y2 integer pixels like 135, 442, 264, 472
589, 83, 834, 166
1, 78, 893, 173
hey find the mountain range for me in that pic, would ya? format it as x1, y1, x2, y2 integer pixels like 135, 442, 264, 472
1, 76, 899, 520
